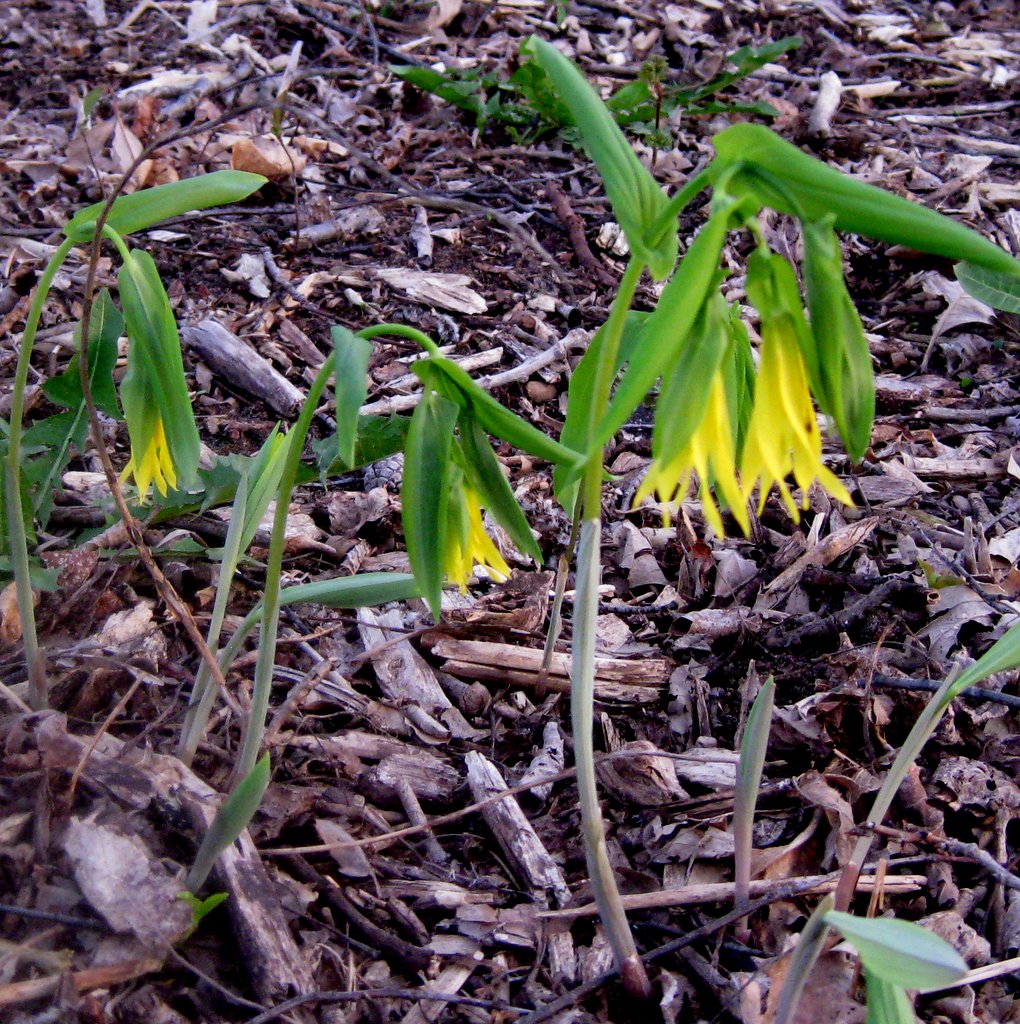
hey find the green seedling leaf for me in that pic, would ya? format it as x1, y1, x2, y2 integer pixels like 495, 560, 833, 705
802, 218, 875, 460
314, 413, 410, 478
863, 975, 916, 1024
773, 896, 834, 1024
596, 196, 739, 447
81, 86, 104, 124
392, 65, 488, 120
457, 412, 542, 564
329, 325, 373, 470
178, 891, 228, 931
403, 388, 459, 620
185, 753, 271, 892
955, 261, 1020, 313
823, 911, 968, 992
277, 572, 420, 610
713, 124, 1020, 276
526, 36, 677, 280
64, 171, 266, 241
118, 249, 200, 492
425, 357, 583, 469
733, 676, 774, 917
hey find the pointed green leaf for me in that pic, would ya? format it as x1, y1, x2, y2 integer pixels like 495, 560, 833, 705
329, 325, 373, 469
424, 356, 583, 469
955, 261, 1020, 313
526, 36, 677, 279
713, 124, 1020, 276
733, 676, 774, 913
949, 617, 1020, 698
802, 219, 875, 460
772, 896, 834, 1024
596, 199, 736, 447
185, 753, 271, 892
824, 911, 968, 992
65, 171, 266, 241
457, 413, 542, 564
402, 388, 459, 620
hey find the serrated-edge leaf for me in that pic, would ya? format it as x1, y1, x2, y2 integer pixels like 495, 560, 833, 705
457, 413, 542, 564
823, 911, 968, 992
955, 261, 1020, 313
65, 171, 266, 240
402, 390, 459, 620
330, 326, 373, 469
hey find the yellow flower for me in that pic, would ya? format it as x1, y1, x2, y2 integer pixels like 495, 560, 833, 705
444, 484, 511, 592
634, 373, 749, 537
740, 319, 853, 519
120, 417, 178, 501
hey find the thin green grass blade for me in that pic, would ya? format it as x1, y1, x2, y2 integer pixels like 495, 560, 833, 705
773, 895, 834, 1024
863, 975, 916, 1024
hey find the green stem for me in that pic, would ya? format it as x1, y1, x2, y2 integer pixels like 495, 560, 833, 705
357, 322, 442, 358
232, 353, 336, 784
571, 257, 651, 997
5, 235, 77, 708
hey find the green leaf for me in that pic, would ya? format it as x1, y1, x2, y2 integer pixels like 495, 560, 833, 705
425, 357, 583, 469
178, 891, 228, 933
955, 261, 1020, 313
43, 289, 123, 418
802, 218, 875, 460
392, 65, 488, 120
949, 616, 1020, 698
64, 171, 266, 241
596, 197, 737, 447
526, 36, 677, 280
185, 753, 271, 892
772, 896, 834, 1024
277, 572, 420, 610
733, 676, 774, 912
864, 976, 916, 1024
457, 412, 542, 564
553, 310, 649, 503
402, 388, 459, 620
81, 86, 104, 123
713, 125, 1020, 276
823, 911, 968, 992
653, 284, 730, 460
329, 325, 373, 470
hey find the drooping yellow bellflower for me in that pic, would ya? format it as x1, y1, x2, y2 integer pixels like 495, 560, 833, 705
119, 416, 178, 501
634, 372, 749, 537
740, 319, 853, 519
444, 483, 511, 592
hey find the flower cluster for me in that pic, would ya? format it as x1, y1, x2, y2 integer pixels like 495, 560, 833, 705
636, 248, 857, 535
